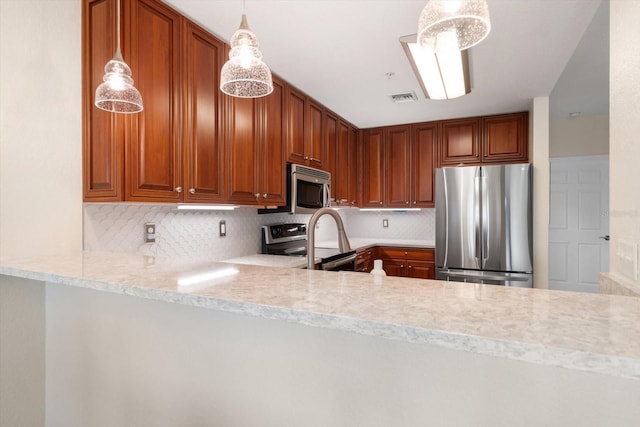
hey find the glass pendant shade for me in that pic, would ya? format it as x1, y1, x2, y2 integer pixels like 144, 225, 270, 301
95, 47, 144, 113
94, 0, 143, 113
220, 14, 273, 98
417, 0, 491, 51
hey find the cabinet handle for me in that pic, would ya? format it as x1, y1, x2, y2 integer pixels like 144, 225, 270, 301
254, 193, 261, 199
308, 157, 320, 162
263, 193, 268, 198
175, 186, 183, 193
188, 188, 196, 194
351, 201, 356, 205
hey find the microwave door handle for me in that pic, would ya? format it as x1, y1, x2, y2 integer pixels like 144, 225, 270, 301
325, 183, 331, 207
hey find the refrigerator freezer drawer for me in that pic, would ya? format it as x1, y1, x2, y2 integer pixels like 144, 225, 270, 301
437, 268, 533, 288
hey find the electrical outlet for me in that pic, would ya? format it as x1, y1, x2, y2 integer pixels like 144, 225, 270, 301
144, 223, 156, 243
219, 220, 227, 237
383, 219, 389, 228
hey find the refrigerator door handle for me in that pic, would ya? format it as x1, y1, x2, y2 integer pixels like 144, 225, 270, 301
481, 169, 489, 269
474, 169, 481, 268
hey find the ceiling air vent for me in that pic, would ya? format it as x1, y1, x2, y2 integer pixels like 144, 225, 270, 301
390, 91, 418, 103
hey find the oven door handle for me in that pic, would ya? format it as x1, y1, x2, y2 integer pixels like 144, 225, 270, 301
320, 253, 357, 270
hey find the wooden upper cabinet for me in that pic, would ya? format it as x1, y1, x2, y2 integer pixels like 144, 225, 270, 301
284, 85, 307, 165
385, 125, 411, 208
438, 117, 481, 166
225, 95, 258, 204
257, 76, 286, 206
324, 112, 338, 202
226, 75, 285, 206
482, 112, 528, 163
361, 128, 385, 207
411, 122, 436, 207
125, 0, 182, 202
284, 84, 325, 169
348, 127, 360, 207
306, 100, 324, 169
438, 112, 528, 166
182, 20, 225, 203
334, 120, 350, 205
83, 0, 124, 201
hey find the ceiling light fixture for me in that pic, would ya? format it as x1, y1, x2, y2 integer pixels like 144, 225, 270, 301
417, 0, 491, 52
220, 2, 273, 98
94, 0, 143, 113
400, 34, 470, 100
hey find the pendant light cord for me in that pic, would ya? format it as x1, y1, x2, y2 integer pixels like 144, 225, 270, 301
116, 0, 121, 50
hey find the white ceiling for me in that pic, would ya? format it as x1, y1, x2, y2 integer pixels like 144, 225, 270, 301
165, 0, 607, 128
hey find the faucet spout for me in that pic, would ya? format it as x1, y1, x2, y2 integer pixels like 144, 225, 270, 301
307, 208, 351, 270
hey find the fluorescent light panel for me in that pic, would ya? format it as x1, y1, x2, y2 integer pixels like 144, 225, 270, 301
400, 34, 470, 100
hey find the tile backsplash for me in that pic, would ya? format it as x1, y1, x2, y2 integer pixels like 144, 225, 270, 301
83, 203, 435, 260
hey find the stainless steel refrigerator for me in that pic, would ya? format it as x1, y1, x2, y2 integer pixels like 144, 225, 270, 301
435, 164, 533, 287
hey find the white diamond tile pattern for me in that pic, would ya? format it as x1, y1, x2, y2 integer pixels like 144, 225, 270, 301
83, 204, 435, 259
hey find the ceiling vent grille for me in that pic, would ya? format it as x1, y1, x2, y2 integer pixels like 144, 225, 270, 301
390, 91, 418, 103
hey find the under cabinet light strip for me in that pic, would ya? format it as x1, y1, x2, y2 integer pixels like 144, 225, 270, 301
176, 205, 238, 211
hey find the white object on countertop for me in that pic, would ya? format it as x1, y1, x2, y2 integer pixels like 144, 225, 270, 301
370, 259, 386, 276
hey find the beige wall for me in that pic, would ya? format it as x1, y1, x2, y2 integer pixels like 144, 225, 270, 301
609, 0, 640, 286
550, 114, 609, 158
0, 0, 82, 260
531, 97, 550, 289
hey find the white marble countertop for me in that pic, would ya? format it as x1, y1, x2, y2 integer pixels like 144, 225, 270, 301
222, 254, 316, 269
1, 251, 639, 380
315, 238, 434, 250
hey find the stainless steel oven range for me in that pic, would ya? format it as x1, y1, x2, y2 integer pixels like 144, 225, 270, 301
261, 223, 356, 271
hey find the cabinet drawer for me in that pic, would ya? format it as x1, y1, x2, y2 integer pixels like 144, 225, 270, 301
377, 247, 434, 261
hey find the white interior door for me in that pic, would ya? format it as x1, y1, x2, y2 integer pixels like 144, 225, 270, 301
549, 156, 609, 293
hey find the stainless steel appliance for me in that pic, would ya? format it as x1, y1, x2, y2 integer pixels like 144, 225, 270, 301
261, 223, 356, 271
258, 164, 331, 214
435, 164, 533, 287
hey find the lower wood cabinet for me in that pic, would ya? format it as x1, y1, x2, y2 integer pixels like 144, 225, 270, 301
355, 247, 375, 273
377, 247, 435, 280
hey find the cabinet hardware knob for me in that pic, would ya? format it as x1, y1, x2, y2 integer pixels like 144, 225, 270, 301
404, 252, 408, 255
400, 264, 404, 268
406, 201, 409, 204
254, 193, 260, 198
175, 186, 183, 193
263, 193, 268, 198
309, 157, 320, 162
379, 201, 383, 205
188, 188, 195, 194
409, 265, 413, 269
304, 156, 309, 160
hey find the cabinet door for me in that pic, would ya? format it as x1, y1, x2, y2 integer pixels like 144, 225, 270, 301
482, 112, 528, 163
225, 95, 258, 204
126, 0, 182, 201
385, 125, 411, 208
335, 120, 350, 205
349, 127, 360, 207
438, 118, 481, 167
361, 128, 385, 207
382, 258, 406, 277
306, 100, 324, 169
324, 112, 338, 201
407, 261, 435, 279
83, 0, 124, 201
183, 20, 225, 203
284, 85, 307, 165
411, 123, 436, 207
258, 75, 286, 205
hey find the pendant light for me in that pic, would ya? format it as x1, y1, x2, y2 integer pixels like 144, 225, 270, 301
95, 0, 143, 113
417, 0, 491, 51
220, 2, 273, 98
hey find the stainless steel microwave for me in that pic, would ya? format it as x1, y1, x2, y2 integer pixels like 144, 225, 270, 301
259, 164, 331, 214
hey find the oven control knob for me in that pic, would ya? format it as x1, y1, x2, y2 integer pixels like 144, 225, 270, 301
298, 225, 306, 233
271, 226, 282, 238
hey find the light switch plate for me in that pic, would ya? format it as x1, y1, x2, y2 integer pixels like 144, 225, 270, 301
383, 219, 389, 228
219, 220, 226, 237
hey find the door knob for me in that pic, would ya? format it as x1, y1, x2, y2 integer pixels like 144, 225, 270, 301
599, 235, 610, 241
